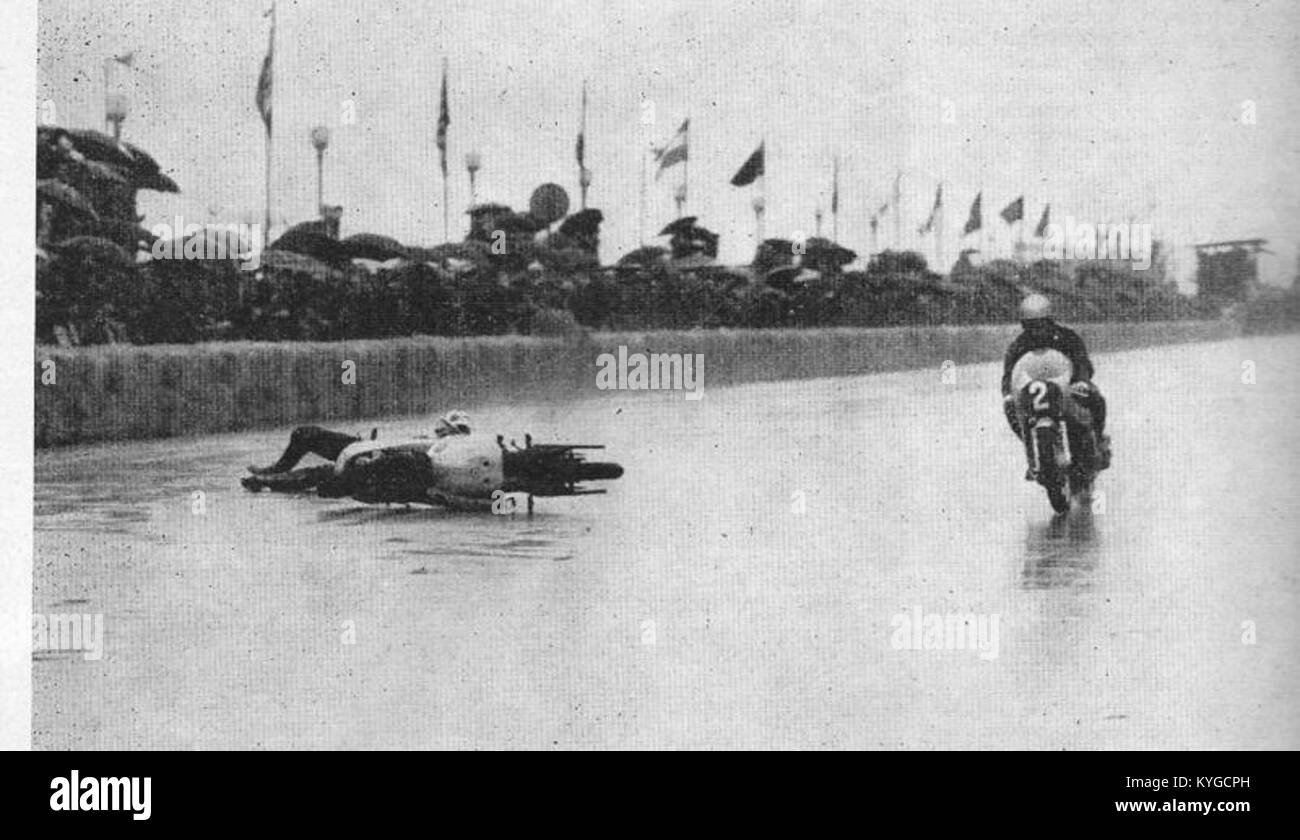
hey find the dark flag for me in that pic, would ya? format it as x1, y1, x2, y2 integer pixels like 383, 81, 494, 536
1034, 204, 1051, 238
731, 142, 765, 187
918, 184, 943, 235
831, 156, 840, 215
255, 12, 274, 135
653, 119, 689, 179
437, 60, 450, 177
576, 81, 587, 168
1000, 195, 1024, 224
963, 192, 982, 235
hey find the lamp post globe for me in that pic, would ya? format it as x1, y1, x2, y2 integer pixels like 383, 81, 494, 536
310, 125, 331, 153
310, 125, 331, 213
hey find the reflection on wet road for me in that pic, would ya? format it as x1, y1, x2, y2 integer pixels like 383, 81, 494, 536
33, 336, 1300, 749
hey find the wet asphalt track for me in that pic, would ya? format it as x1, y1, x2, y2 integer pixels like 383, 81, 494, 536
33, 335, 1300, 749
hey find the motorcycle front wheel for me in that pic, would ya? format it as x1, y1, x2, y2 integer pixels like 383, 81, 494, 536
1033, 425, 1071, 514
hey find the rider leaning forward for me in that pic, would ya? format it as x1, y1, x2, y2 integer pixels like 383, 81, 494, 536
1000, 294, 1112, 470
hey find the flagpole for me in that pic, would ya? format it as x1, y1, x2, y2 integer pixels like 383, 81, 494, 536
893, 169, 903, 251
439, 57, 450, 243
264, 133, 273, 238
935, 182, 945, 273
578, 80, 588, 211
983, 191, 991, 262
264, 2, 276, 238
832, 155, 840, 243
682, 119, 689, 217
102, 58, 110, 134
639, 144, 647, 247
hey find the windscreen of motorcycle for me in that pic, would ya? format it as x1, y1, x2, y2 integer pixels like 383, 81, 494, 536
425, 435, 505, 499
1009, 348, 1074, 392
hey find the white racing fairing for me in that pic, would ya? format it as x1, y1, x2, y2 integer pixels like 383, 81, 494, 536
335, 434, 505, 500
1009, 348, 1073, 392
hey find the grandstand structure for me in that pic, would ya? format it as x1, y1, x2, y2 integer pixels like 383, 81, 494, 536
1194, 239, 1269, 306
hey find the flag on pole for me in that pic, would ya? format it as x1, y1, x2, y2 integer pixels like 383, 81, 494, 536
437, 59, 450, 177
731, 141, 765, 187
1034, 204, 1051, 237
255, 12, 274, 135
1000, 196, 1024, 225
653, 119, 688, 180
963, 192, 982, 235
113, 51, 136, 68
831, 156, 840, 215
576, 81, 587, 168
918, 184, 943, 234
967, 193, 982, 236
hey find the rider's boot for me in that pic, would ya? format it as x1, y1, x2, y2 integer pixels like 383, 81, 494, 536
1096, 434, 1112, 470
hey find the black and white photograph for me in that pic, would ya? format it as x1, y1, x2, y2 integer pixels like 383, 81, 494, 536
4, 0, 1298, 763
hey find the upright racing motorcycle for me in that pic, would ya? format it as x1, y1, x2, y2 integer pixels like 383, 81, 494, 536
1008, 348, 1102, 514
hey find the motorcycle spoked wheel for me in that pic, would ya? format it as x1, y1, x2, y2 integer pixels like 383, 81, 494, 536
1032, 425, 1072, 515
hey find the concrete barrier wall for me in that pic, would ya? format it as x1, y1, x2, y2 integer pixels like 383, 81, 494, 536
35, 320, 1239, 447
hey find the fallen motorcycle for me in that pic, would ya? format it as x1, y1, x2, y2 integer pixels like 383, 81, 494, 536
243, 433, 623, 513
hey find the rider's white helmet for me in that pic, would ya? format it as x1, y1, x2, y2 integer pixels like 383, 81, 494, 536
436, 410, 472, 435
1019, 293, 1052, 323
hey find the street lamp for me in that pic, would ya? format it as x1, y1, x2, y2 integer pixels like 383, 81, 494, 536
310, 125, 331, 214
465, 150, 482, 209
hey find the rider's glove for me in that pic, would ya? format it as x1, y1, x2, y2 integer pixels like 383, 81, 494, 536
1070, 381, 1093, 400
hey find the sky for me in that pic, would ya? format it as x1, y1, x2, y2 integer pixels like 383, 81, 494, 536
35, 0, 1300, 287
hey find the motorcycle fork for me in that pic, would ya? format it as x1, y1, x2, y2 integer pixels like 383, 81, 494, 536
1027, 419, 1043, 475
1027, 417, 1070, 476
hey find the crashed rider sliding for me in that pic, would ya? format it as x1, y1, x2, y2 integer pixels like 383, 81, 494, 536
243, 410, 489, 508
1000, 294, 1112, 474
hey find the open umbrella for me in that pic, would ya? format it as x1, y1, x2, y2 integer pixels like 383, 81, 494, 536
269, 229, 354, 267
119, 139, 164, 177
65, 128, 138, 170
62, 129, 178, 192
258, 248, 339, 280
37, 179, 100, 220
467, 202, 513, 217
803, 237, 857, 270
658, 216, 698, 237
342, 233, 410, 262
559, 208, 604, 238
494, 212, 544, 234
132, 171, 180, 194
79, 218, 158, 250
36, 127, 75, 179
45, 235, 136, 268
617, 245, 669, 268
